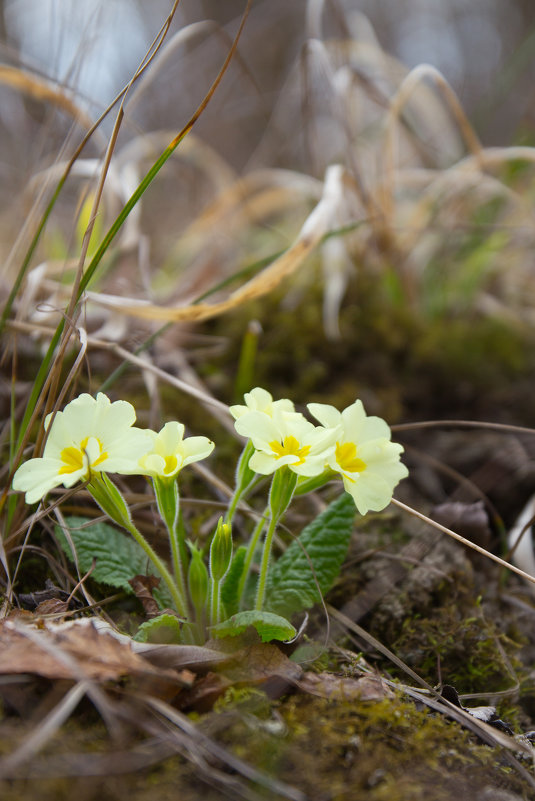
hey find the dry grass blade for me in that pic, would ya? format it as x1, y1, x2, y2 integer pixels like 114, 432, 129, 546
327, 604, 436, 693
0, 738, 179, 780
392, 497, 535, 586
400, 686, 535, 779
0, 65, 94, 129
126, 20, 225, 114
145, 695, 308, 801
86, 163, 347, 322
382, 62, 483, 217
392, 419, 535, 436
0, 680, 90, 776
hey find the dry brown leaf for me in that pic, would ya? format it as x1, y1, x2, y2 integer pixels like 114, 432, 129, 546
177, 671, 233, 712
297, 672, 394, 701
135, 642, 240, 671
0, 620, 185, 684
175, 643, 304, 711
33, 599, 71, 617
128, 574, 162, 618
229, 643, 303, 686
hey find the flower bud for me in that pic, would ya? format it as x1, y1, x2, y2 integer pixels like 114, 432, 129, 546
187, 542, 209, 612
209, 517, 233, 582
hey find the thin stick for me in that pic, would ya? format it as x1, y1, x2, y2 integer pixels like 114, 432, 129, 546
392, 419, 535, 435
392, 497, 535, 586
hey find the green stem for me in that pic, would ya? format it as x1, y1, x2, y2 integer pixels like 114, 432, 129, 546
254, 467, 298, 611
153, 477, 188, 606
236, 508, 268, 605
210, 577, 222, 626
225, 473, 265, 525
225, 487, 244, 526
124, 521, 189, 619
255, 515, 278, 611
225, 439, 256, 526
170, 521, 188, 605
88, 474, 188, 618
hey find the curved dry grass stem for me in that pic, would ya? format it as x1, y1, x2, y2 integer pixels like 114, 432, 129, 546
86, 163, 346, 322
392, 419, 535, 435
392, 497, 535, 586
0, 65, 94, 129
381, 63, 483, 223
64, 0, 183, 327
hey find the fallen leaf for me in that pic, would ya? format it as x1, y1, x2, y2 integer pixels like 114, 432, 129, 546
297, 672, 394, 701
128, 575, 161, 618
0, 619, 186, 684
34, 599, 71, 617
178, 671, 233, 712
176, 643, 303, 711
18, 579, 82, 612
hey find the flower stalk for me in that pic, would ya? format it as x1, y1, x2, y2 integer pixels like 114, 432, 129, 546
153, 475, 188, 606
88, 473, 189, 618
255, 467, 298, 610
209, 518, 232, 625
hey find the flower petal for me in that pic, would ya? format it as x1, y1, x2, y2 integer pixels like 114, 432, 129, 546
307, 402, 341, 429
12, 457, 85, 504
342, 471, 393, 515
234, 411, 281, 447
180, 436, 215, 466
248, 451, 281, 475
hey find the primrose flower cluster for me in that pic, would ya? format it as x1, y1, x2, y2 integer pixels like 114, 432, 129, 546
11, 387, 408, 641
230, 387, 408, 515
12, 393, 214, 504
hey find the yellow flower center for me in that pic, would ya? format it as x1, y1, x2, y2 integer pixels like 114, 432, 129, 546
163, 454, 179, 475
269, 435, 311, 465
335, 441, 366, 476
59, 436, 108, 475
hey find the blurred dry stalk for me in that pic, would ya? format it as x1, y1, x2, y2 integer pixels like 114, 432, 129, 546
1, 6, 534, 362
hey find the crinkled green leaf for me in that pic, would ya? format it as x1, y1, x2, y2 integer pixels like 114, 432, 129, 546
55, 515, 173, 608
133, 613, 183, 644
265, 493, 355, 618
211, 610, 296, 643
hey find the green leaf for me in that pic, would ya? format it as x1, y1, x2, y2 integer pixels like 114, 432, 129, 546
265, 493, 356, 618
55, 515, 172, 607
211, 610, 296, 643
220, 545, 247, 616
133, 613, 183, 644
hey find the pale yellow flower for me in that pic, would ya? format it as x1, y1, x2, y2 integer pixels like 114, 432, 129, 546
12, 393, 152, 504
234, 407, 338, 477
308, 400, 408, 515
229, 387, 294, 420
138, 421, 214, 479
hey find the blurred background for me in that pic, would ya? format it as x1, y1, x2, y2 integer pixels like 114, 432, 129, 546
1, 0, 535, 162
2, 0, 535, 430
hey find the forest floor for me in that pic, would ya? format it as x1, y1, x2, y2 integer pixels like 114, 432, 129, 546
3, 277, 535, 801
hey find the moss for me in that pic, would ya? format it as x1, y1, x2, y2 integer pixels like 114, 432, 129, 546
365, 556, 522, 696
389, 605, 519, 694
196, 264, 535, 429
208, 692, 529, 801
